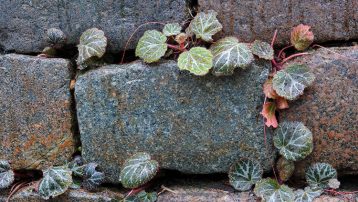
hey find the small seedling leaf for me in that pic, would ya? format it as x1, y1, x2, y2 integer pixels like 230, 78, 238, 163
124, 191, 158, 202
254, 178, 295, 202
305, 163, 337, 189
272, 64, 315, 100
294, 187, 322, 202
38, 166, 73, 199
291, 24, 314, 51
276, 157, 295, 182
82, 163, 105, 191
229, 159, 263, 191
263, 79, 279, 99
120, 152, 159, 189
77, 28, 107, 65
251, 40, 274, 60
163, 23, 182, 37
273, 121, 313, 161
210, 37, 253, 76
135, 30, 168, 63
188, 10, 222, 42
0, 160, 14, 189
178, 47, 213, 76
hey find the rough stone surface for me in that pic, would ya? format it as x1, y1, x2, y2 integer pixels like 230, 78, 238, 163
199, 0, 358, 45
75, 60, 276, 182
0, 54, 75, 169
0, 1, 188, 53
280, 47, 358, 177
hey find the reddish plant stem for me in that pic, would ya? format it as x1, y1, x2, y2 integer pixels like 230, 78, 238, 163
279, 52, 310, 65
167, 44, 186, 52
271, 29, 278, 47
120, 21, 166, 64
277, 45, 293, 59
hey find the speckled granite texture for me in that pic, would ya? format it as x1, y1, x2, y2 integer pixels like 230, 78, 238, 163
75, 60, 276, 182
0, 54, 75, 169
280, 46, 358, 177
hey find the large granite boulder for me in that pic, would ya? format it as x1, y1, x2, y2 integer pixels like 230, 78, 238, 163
199, 0, 358, 45
280, 47, 358, 176
75, 60, 276, 182
0, 54, 75, 169
0, 0, 189, 53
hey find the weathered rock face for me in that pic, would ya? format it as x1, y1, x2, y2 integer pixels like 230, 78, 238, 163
75, 60, 276, 182
199, 0, 358, 45
280, 47, 358, 176
0, 1, 188, 53
0, 54, 75, 169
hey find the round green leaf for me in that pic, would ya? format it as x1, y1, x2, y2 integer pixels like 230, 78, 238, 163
163, 23, 181, 37
273, 121, 313, 161
251, 40, 274, 60
0, 160, 14, 189
305, 163, 337, 189
77, 28, 107, 65
82, 163, 105, 191
177, 47, 213, 76
120, 152, 159, 189
272, 64, 315, 100
210, 37, 253, 76
254, 178, 295, 202
135, 30, 168, 63
188, 10, 223, 42
229, 159, 263, 191
294, 187, 322, 202
38, 166, 73, 199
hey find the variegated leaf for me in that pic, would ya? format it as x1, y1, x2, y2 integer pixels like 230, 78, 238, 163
229, 159, 263, 191
38, 166, 73, 199
291, 24, 314, 51
0, 160, 14, 189
120, 152, 159, 189
177, 47, 213, 76
305, 163, 337, 189
135, 30, 168, 63
188, 10, 222, 42
82, 163, 105, 191
272, 64, 315, 100
251, 40, 274, 60
210, 37, 253, 76
77, 28, 107, 65
273, 121, 313, 161
276, 157, 295, 182
254, 178, 295, 202
124, 191, 158, 202
163, 23, 182, 36
294, 187, 322, 202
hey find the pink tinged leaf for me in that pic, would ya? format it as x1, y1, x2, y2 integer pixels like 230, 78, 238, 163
263, 79, 279, 99
290, 24, 314, 51
261, 102, 278, 128
276, 97, 289, 109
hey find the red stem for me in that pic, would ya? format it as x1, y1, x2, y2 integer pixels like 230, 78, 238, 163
277, 45, 293, 59
279, 52, 310, 65
120, 21, 166, 64
271, 29, 278, 48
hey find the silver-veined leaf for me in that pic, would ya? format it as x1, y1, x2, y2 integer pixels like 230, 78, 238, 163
229, 159, 263, 191
188, 10, 222, 42
124, 191, 158, 202
77, 28, 107, 65
68, 156, 85, 177
251, 40, 274, 60
272, 64, 315, 100
82, 163, 105, 191
328, 178, 340, 189
163, 23, 181, 36
38, 166, 73, 199
210, 37, 253, 76
177, 47, 213, 76
254, 178, 295, 202
273, 121, 313, 161
294, 187, 322, 202
0, 160, 14, 189
120, 152, 159, 189
135, 30, 168, 63
305, 163, 337, 189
